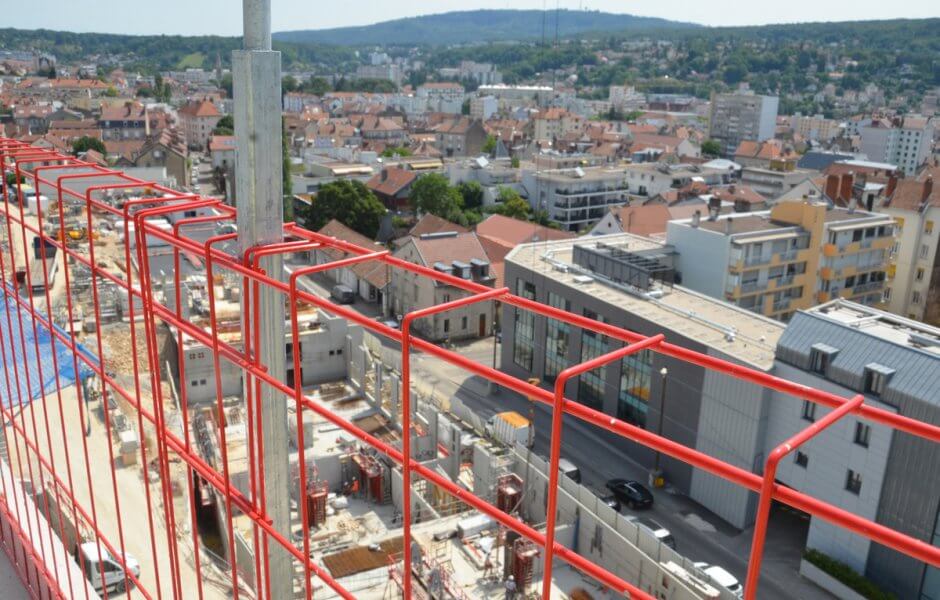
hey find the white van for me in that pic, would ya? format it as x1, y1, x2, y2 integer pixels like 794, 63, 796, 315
74, 542, 141, 593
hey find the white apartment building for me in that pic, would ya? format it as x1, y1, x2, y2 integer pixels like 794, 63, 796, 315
521, 166, 630, 232
708, 92, 779, 156
858, 116, 934, 176
624, 163, 730, 199
469, 95, 498, 120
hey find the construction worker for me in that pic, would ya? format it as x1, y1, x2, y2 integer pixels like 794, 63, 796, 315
504, 578, 516, 599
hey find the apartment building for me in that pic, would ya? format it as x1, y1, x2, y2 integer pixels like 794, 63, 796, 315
666, 201, 895, 320
740, 164, 818, 199
417, 82, 465, 113
532, 108, 585, 141
355, 63, 403, 87
389, 232, 496, 341
858, 116, 934, 176
789, 114, 842, 142
624, 162, 730, 199
880, 175, 940, 324
708, 92, 779, 156
520, 166, 630, 232
469, 95, 497, 120
501, 234, 785, 529
770, 301, 940, 600
99, 101, 168, 141
177, 99, 222, 150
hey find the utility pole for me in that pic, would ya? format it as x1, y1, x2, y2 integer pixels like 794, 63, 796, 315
234, 1, 291, 598
650, 367, 668, 488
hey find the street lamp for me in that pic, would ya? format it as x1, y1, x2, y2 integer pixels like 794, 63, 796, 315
650, 367, 668, 488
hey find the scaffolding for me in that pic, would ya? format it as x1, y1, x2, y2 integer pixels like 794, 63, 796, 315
0, 137, 937, 600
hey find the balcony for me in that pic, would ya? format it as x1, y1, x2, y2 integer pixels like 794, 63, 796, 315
823, 243, 838, 257
740, 281, 767, 294
776, 249, 799, 262
744, 254, 769, 267
852, 280, 885, 294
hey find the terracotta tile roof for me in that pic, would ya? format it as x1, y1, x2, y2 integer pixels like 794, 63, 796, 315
209, 135, 235, 152
476, 214, 575, 246
81, 149, 109, 167
734, 139, 793, 162
609, 204, 671, 237
317, 220, 390, 288
366, 167, 417, 197
408, 214, 468, 237
409, 231, 489, 267
178, 99, 221, 118
710, 184, 766, 205
103, 139, 145, 158
100, 102, 148, 121
31, 133, 71, 154
887, 178, 939, 211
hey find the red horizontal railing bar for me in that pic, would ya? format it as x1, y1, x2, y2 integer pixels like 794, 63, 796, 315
1, 138, 939, 600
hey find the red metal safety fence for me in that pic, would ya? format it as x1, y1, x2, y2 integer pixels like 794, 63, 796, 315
0, 136, 937, 600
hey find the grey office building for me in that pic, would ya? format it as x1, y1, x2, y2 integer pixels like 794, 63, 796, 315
501, 234, 786, 529
708, 92, 779, 157
502, 235, 940, 600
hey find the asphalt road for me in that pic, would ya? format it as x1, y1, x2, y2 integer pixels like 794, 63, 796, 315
412, 342, 831, 600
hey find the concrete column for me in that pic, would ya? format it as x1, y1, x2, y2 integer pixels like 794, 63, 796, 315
389, 373, 400, 424
234, 1, 291, 597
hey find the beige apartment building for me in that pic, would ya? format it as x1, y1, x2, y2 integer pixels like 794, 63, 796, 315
880, 174, 940, 324
667, 200, 896, 320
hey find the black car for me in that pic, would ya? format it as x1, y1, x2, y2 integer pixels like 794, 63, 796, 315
601, 494, 622, 512
605, 478, 653, 509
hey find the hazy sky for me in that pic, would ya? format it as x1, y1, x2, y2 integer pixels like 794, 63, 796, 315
0, 0, 936, 36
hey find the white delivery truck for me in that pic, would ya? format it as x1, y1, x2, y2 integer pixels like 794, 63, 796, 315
73, 542, 141, 594
485, 411, 533, 448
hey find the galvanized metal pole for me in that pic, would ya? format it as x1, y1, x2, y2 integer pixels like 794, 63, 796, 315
234, 1, 291, 598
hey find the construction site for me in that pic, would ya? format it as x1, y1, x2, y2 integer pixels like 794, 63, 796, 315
1, 3, 940, 600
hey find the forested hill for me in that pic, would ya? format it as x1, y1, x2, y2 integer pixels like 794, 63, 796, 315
273, 9, 699, 46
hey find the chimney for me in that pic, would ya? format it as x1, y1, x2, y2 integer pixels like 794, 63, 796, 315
885, 174, 898, 199
825, 174, 840, 201
692, 210, 701, 228
840, 171, 854, 204
725, 216, 734, 235
924, 176, 934, 204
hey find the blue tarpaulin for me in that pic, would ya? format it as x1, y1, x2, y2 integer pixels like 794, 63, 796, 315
0, 295, 99, 410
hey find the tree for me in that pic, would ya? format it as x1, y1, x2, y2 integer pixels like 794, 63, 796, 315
461, 98, 471, 115
493, 187, 530, 220
104, 86, 118, 97
510, 156, 520, 169
219, 73, 233, 98
282, 75, 299, 93
299, 180, 386, 238
380, 146, 412, 158
303, 76, 331, 96
701, 139, 722, 157
481, 135, 497, 156
456, 181, 484, 210
213, 114, 234, 136
410, 173, 463, 219
72, 136, 106, 155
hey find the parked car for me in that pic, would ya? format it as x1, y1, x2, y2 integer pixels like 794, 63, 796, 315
605, 478, 653, 509
627, 515, 676, 550
694, 563, 743, 598
74, 542, 141, 594
330, 284, 355, 304
600, 494, 621, 512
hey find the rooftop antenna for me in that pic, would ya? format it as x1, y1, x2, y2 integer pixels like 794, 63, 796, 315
235, 1, 291, 599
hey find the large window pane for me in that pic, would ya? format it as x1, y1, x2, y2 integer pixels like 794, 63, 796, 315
512, 279, 537, 371
544, 292, 571, 383
578, 309, 607, 411
618, 347, 652, 427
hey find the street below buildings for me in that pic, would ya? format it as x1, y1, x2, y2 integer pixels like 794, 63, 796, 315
410, 338, 833, 600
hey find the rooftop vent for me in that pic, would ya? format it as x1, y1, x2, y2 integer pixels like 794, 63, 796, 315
420, 231, 459, 240
909, 332, 940, 349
